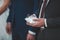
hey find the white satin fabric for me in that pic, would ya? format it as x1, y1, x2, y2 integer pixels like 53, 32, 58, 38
0, 0, 12, 40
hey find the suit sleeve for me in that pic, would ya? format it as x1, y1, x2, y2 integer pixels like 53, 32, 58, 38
7, 0, 14, 23
28, 0, 42, 34
47, 17, 60, 28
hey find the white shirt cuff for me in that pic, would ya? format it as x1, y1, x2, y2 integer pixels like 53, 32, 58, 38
44, 19, 47, 27
28, 30, 36, 35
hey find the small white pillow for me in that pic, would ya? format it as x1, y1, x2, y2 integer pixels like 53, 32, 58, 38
25, 14, 38, 24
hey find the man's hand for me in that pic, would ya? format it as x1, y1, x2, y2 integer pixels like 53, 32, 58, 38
6, 22, 11, 34
27, 33, 35, 40
26, 18, 45, 27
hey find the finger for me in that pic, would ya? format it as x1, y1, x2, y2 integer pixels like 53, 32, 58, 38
29, 38, 32, 40
26, 22, 33, 26
31, 23, 40, 27
30, 37, 35, 40
33, 18, 39, 21
27, 37, 30, 40
26, 22, 39, 27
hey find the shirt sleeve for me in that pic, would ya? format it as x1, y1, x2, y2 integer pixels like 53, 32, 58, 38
28, 30, 36, 35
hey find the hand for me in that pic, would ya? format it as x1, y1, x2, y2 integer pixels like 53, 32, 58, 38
27, 33, 35, 40
6, 22, 12, 34
26, 18, 45, 27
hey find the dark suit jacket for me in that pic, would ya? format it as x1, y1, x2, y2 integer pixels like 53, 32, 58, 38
37, 0, 60, 40
7, 0, 40, 40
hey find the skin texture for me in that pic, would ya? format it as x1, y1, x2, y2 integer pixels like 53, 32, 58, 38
27, 33, 35, 40
26, 18, 45, 27
6, 22, 12, 34
0, 0, 10, 15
